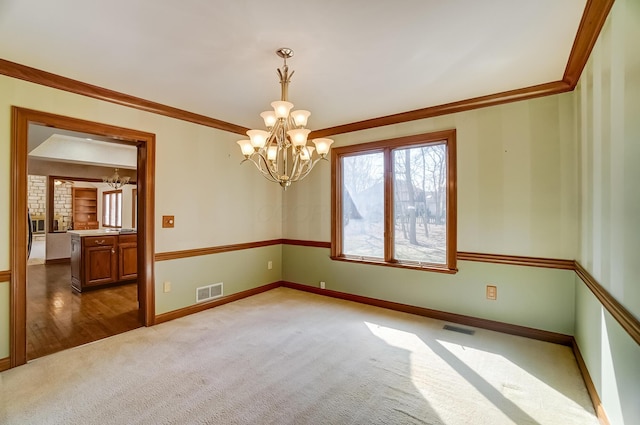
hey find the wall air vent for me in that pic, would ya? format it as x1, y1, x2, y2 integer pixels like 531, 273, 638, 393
196, 282, 223, 303
443, 324, 475, 335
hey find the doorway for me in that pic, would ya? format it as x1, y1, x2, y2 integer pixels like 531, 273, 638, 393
27, 173, 138, 360
10, 107, 156, 368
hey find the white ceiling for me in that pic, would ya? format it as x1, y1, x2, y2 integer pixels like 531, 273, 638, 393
29, 133, 137, 170
0, 0, 587, 131
27, 123, 137, 169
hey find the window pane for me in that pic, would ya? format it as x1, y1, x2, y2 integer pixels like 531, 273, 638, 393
109, 194, 116, 227
116, 192, 122, 227
342, 152, 384, 258
392, 144, 447, 264
104, 195, 111, 226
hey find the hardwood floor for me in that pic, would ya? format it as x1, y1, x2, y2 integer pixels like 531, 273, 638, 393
26, 263, 141, 361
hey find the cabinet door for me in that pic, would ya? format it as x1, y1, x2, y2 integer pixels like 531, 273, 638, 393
118, 242, 137, 281
85, 245, 117, 286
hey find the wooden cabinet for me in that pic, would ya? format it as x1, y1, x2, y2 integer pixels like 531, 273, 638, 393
84, 236, 118, 287
117, 234, 138, 281
72, 187, 99, 230
71, 233, 137, 292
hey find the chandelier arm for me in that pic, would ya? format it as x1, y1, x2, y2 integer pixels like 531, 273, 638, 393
289, 150, 303, 181
254, 152, 283, 183
294, 150, 321, 181
296, 157, 327, 182
292, 156, 309, 181
266, 121, 284, 176
258, 170, 280, 184
286, 114, 296, 130
277, 146, 288, 175
248, 156, 266, 173
242, 156, 279, 183
266, 127, 279, 146
280, 126, 289, 180
296, 162, 314, 181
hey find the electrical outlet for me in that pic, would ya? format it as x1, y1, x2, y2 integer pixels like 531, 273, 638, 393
320, 281, 326, 289
268, 260, 273, 270
486, 285, 497, 300
163, 281, 171, 293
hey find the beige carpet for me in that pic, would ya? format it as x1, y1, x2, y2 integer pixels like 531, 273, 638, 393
0, 287, 598, 425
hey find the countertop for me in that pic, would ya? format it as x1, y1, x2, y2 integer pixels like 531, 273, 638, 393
67, 229, 137, 237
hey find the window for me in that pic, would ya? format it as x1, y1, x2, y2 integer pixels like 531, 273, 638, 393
102, 190, 123, 228
331, 130, 457, 273
132, 188, 137, 229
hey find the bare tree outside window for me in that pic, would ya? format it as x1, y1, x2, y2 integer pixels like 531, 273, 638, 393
393, 143, 447, 264
332, 130, 456, 272
342, 152, 384, 258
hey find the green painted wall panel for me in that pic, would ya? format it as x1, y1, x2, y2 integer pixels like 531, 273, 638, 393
575, 280, 640, 425
283, 245, 575, 335
154, 245, 282, 315
575, 1, 640, 424
0, 281, 8, 358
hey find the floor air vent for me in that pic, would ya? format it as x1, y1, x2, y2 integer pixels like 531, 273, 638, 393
196, 282, 223, 303
443, 325, 475, 335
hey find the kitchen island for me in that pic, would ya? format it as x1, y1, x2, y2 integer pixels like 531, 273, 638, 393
69, 230, 137, 292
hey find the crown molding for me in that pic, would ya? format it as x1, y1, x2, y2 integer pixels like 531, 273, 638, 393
309, 81, 572, 139
563, 0, 615, 87
310, 0, 614, 138
0, 0, 613, 138
0, 58, 249, 135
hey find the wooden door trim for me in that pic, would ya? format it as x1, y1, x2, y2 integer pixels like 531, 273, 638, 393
10, 107, 156, 368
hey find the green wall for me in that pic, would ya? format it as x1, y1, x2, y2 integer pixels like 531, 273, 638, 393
284, 93, 577, 260
283, 245, 576, 335
574, 1, 640, 424
283, 70, 580, 341
155, 245, 282, 315
0, 75, 283, 359
0, 281, 7, 357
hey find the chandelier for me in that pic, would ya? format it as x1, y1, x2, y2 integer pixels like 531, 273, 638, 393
103, 168, 130, 189
237, 48, 333, 190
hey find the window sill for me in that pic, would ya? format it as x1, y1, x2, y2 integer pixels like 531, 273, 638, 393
330, 255, 458, 274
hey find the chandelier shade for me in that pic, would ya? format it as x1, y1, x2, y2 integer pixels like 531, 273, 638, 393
237, 48, 334, 189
